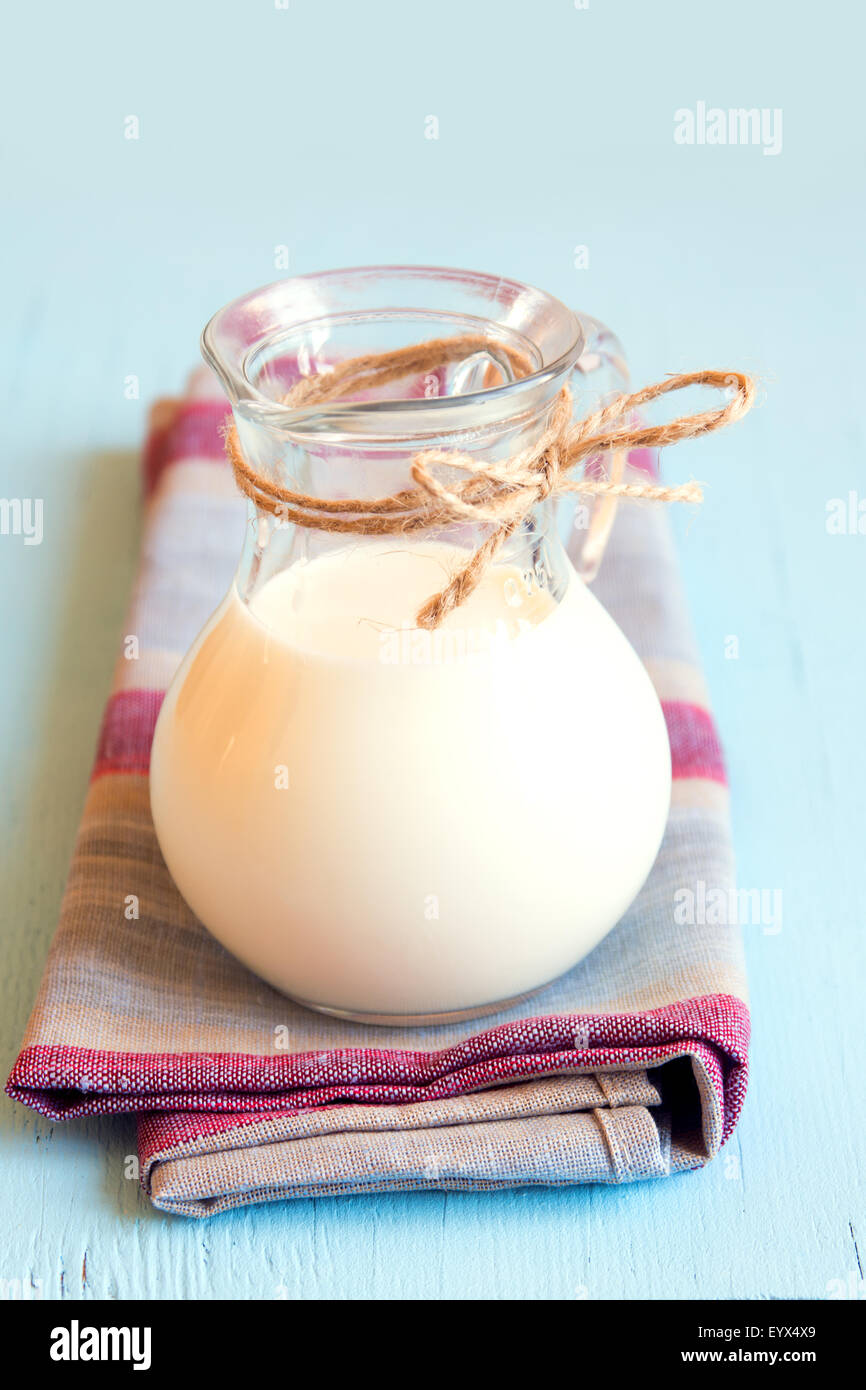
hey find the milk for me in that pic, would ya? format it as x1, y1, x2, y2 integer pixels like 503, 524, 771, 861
150, 542, 671, 1018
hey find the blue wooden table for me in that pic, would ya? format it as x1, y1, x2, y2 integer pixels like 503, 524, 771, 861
1, 0, 863, 1299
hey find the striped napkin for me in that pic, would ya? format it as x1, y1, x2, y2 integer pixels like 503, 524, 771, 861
6, 368, 749, 1217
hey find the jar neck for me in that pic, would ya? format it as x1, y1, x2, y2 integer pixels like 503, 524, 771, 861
232, 389, 573, 611
236, 498, 571, 608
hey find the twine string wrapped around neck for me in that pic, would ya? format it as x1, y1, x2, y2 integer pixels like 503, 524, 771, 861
223, 335, 756, 629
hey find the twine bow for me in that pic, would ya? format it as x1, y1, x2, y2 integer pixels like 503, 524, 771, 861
224, 335, 756, 629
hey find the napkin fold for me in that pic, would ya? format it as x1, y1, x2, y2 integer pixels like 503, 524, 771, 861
7, 369, 749, 1216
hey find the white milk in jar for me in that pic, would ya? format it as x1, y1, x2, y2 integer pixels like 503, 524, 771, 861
150, 541, 671, 1018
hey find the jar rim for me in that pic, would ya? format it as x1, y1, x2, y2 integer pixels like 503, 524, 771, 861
201, 265, 584, 442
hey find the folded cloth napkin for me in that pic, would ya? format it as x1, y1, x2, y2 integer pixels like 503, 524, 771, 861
7, 368, 749, 1217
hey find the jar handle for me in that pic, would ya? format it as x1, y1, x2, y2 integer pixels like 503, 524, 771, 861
569, 314, 631, 583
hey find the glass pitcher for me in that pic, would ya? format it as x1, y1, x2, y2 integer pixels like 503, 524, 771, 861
149, 266, 671, 1024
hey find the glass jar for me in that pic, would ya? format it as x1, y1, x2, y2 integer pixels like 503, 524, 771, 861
149, 267, 671, 1024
